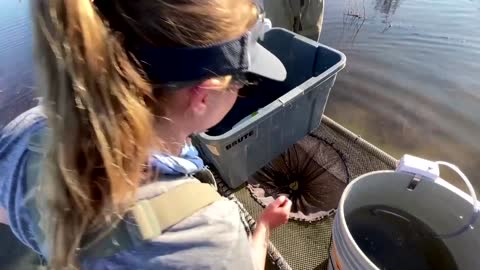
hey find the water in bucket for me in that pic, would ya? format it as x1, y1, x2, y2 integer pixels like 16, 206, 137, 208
347, 204, 458, 270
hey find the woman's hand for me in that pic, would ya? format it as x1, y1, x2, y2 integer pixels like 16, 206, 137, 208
258, 196, 292, 230
251, 196, 291, 269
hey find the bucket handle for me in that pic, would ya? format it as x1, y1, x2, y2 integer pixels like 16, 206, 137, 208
435, 161, 480, 238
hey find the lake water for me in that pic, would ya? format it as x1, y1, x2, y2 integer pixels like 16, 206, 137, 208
321, 0, 480, 188
1, 0, 479, 189
0, 0, 35, 128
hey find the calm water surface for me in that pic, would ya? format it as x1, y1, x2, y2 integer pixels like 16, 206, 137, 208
0, 0, 35, 128
321, 0, 480, 188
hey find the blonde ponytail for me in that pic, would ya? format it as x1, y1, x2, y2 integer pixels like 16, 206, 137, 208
33, 0, 154, 268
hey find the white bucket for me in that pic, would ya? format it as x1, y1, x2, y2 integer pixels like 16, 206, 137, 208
328, 169, 480, 270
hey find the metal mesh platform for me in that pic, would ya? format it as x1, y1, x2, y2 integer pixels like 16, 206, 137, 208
213, 115, 398, 270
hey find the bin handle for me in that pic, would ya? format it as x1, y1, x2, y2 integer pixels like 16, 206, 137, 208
435, 161, 479, 238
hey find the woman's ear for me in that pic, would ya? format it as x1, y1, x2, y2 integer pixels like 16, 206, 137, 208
189, 78, 225, 116
189, 86, 209, 116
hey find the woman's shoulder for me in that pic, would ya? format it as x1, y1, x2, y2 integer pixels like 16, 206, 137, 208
0, 105, 47, 207
82, 180, 254, 270
136, 176, 248, 248
0, 105, 47, 254
0, 105, 47, 159
0, 106, 46, 138
0, 105, 47, 205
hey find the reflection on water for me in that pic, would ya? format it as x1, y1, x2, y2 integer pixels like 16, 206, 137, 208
322, 0, 480, 189
342, 9, 366, 43
375, 0, 403, 32
375, 0, 403, 16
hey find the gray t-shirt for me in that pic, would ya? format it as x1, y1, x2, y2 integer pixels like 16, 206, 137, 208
0, 106, 255, 270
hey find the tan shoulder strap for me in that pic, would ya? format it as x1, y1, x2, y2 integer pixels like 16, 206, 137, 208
80, 180, 222, 259
131, 181, 221, 240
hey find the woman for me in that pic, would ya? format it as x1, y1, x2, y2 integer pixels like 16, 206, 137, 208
0, 0, 292, 269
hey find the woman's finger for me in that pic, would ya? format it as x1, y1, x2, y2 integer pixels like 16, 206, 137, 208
272, 195, 287, 207
281, 199, 292, 212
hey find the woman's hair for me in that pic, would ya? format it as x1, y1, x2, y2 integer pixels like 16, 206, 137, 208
32, 0, 257, 268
